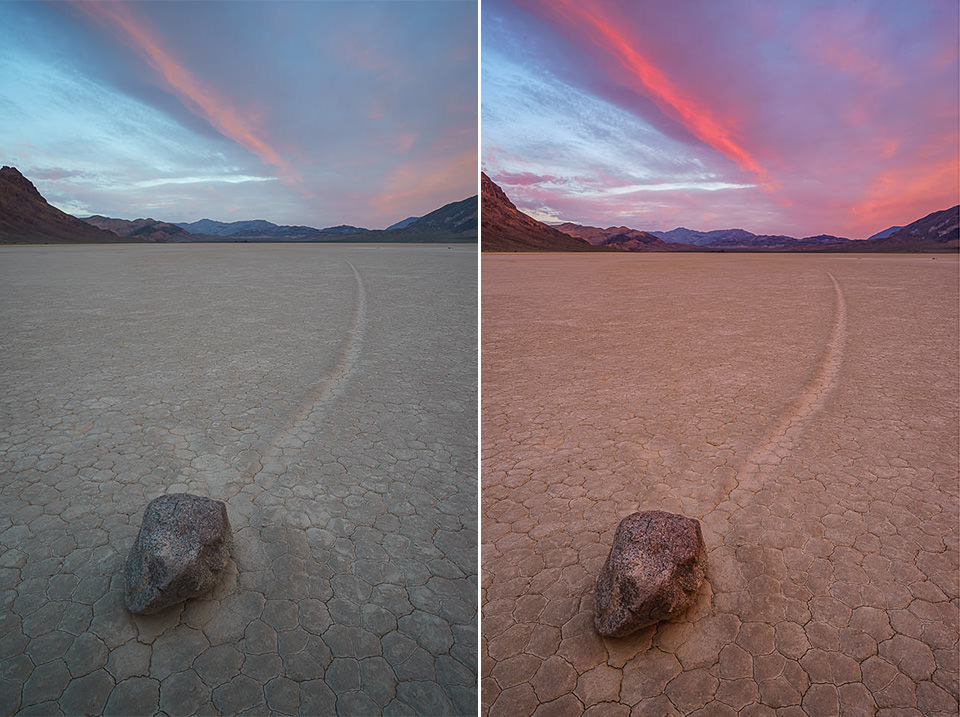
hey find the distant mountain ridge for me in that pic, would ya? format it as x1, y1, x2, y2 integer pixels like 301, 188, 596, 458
83, 215, 191, 242
651, 227, 757, 245
706, 232, 850, 249
0, 166, 477, 244
0, 166, 121, 244
554, 223, 680, 251
649, 226, 850, 248
486, 171, 956, 253
175, 218, 369, 238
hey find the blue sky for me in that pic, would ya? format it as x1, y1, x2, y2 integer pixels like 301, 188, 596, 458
1, 1, 477, 228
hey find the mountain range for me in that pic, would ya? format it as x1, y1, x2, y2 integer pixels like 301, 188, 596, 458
83, 215, 192, 242
554, 223, 690, 251
0, 166, 477, 244
173, 219, 369, 239
644, 227, 849, 248
852, 206, 958, 252
482, 173, 959, 253
402, 194, 476, 234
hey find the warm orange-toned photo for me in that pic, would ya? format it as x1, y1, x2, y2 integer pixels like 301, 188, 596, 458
480, 0, 959, 714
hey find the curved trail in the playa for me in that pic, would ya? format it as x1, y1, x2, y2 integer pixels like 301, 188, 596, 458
235, 260, 367, 527
709, 270, 847, 511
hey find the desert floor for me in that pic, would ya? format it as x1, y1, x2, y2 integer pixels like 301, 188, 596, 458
0, 243, 477, 716
482, 253, 958, 716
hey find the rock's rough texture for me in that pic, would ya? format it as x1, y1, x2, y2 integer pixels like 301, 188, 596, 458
595, 510, 707, 637
124, 493, 233, 615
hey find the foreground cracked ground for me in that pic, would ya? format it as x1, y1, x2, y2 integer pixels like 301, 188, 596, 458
0, 244, 477, 716
482, 254, 959, 716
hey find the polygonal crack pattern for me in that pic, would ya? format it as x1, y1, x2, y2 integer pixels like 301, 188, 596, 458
481, 255, 959, 716
0, 245, 477, 715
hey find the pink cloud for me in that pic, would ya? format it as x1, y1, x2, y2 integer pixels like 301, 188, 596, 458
373, 148, 477, 216
850, 155, 960, 230
493, 0, 957, 238
521, 0, 767, 180
73, 1, 300, 184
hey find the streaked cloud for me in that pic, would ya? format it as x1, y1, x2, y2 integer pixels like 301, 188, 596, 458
592, 182, 755, 195
73, 1, 299, 183
482, 44, 754, 228
526, 0, 766, 179
129, 175, 278, 189
49, 198, 95, 217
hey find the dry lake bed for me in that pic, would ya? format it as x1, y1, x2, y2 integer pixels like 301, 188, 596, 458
482, 253, 959, 716
0, 243, 477, 715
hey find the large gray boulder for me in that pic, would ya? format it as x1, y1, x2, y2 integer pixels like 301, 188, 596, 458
595, 510, 707, 637
124, 493, 233, 615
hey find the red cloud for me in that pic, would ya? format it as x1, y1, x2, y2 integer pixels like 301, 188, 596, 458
74, 1, 300, 183
850, 154, 960, 230
525, 0, 767, 180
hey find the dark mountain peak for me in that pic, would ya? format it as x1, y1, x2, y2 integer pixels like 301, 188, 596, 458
869, 205, 959, 250
557, 221, 669, 251
405, 195, 477, 235
1, 165, 38, 192
0, 165, 45, 202
0, 166, 121, 244
481, 173, 598, 252
482, 172, 519, 213
82, 215, 192, 242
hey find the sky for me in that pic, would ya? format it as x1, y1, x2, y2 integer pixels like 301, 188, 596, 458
482, 0, 960, 239
1, 1, 477, 229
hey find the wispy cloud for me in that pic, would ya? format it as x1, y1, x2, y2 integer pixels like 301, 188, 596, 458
5, 2, 476, 226
497, 171, 567, 187
482, 47, 748, 224
73, 1, 300, 183
484, 0, 958, 237
525, 205, 568, 223
851, 154, 960, 224
590, 181, 755, 195
130, 175, 278, 189
49, 198, 94, 217
527, 0, 767, 179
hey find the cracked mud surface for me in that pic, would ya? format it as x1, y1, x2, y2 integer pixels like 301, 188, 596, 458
0, 243, 477, 716
481, 253, 958, 716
